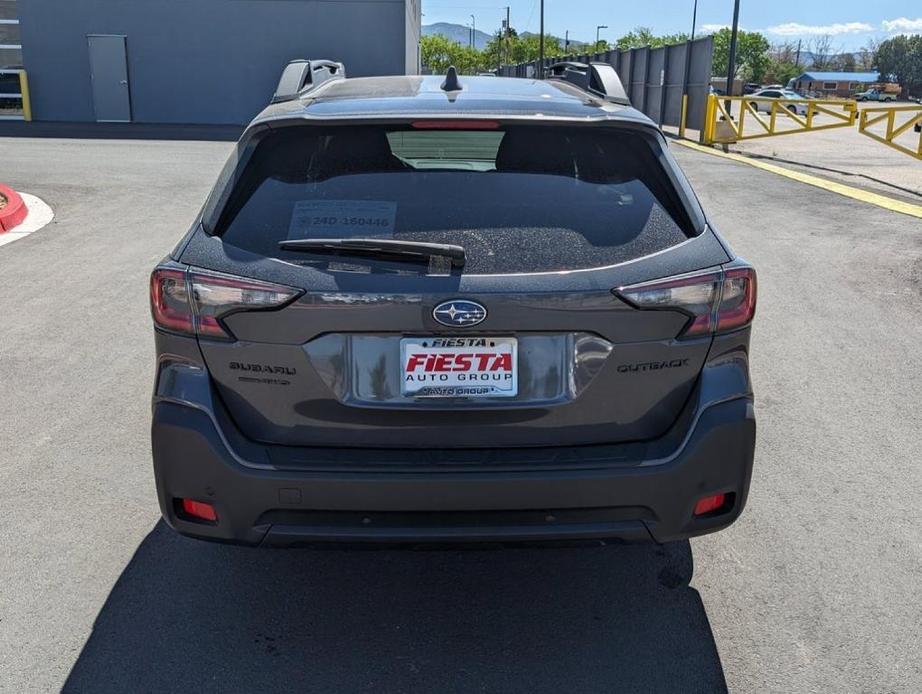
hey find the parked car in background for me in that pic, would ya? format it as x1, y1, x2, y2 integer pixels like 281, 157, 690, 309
742, 83, 760, 95
855, 88, 895, 102
148, 60, 758, 547
748, 89, 809, 115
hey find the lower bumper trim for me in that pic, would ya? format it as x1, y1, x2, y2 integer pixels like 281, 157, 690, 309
152, 396, 755, 546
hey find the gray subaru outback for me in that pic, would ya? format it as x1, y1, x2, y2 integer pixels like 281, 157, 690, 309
150, 61, 756, 546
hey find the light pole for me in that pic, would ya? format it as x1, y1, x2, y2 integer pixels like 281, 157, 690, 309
470, 14, 476, 49
596, 25, 608, 49
538, 0, 544, 74
690, 0, 698, 40
725, 0, 741, 108
503, 6, 510, 66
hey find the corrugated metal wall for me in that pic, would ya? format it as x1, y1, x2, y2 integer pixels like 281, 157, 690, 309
499, 37, 713, 131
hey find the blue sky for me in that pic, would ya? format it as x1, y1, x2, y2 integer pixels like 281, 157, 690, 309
422, 0, 922, 50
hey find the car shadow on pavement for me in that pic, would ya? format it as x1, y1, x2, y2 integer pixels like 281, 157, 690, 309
63, 522, 726, 694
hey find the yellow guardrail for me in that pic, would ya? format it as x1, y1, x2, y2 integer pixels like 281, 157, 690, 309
858, 106, 922, 160
701, 94, 857, 145
0, 68, 31, 121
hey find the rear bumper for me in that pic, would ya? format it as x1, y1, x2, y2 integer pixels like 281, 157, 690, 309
151, 394, 755, 547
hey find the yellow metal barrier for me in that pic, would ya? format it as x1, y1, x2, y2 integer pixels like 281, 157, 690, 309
858, 106, 922, 160
701, 94, 857, 145
0, 68, 30, 121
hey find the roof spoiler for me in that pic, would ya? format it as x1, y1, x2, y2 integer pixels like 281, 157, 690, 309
272, 59, 345, 103
545, 62, 630, 106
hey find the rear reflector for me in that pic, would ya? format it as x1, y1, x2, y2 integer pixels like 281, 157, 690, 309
181, 498, 218, 522
615, 266, 756, 338
693, 493, 727, 516
150, 267, 301, 340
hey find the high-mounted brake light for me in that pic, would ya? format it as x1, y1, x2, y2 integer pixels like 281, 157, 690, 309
150, 267, 301, 340
411, 120, 500, 130
615, 266, 756, 338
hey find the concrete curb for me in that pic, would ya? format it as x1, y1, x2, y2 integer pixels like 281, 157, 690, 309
0, 184, 28, 232
0, 192, 55, 248
672, 138, 922, 220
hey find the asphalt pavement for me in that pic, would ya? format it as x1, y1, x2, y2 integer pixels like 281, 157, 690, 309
0, 134, 920, 693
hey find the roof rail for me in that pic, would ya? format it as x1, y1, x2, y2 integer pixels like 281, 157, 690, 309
272, 59, 345, 103
545, 61, 630, 106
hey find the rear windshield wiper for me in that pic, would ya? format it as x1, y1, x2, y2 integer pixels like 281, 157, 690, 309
278, 238, 466, 268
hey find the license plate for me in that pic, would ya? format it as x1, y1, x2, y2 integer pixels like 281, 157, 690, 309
400, 337, 518, 398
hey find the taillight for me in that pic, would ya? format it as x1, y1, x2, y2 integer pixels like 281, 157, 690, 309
150, 268, 194, 334
716, 268, 757, 332
615, 266, 756, 338
189, 271, 301, 338
150, 267, 301, 340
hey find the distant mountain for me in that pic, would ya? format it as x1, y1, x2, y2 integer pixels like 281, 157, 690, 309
792, 51, 876, 72
422, 23, 492, 51
422, 23, 593, 54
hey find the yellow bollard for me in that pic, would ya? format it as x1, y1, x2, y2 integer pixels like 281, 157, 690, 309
679, 94, 688, 139
18, 69, 32, 121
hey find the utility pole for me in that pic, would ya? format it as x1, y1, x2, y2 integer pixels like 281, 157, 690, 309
794, 38, 802, 67
504, 6, 510, 66
538, 0, 545, 75
691, 0, 698, 40
470, 14, 476, 49
596, 25, 608, 49
725, 0, 741, 110
565, 29, 569, 55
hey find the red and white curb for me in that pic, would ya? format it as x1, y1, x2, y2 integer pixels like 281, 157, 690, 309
0, 187, 54, 247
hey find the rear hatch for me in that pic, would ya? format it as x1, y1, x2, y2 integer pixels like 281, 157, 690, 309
179, 121, 730, 448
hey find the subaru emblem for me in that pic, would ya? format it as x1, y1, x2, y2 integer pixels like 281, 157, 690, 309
432, 300, 487, 328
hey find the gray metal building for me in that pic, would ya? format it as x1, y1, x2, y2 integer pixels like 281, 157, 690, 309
10, 0, 421, 124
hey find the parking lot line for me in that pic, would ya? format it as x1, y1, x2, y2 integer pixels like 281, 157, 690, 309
673, 138, 922, 220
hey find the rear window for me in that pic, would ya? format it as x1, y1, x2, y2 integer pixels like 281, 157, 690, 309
212, 125, 693, 274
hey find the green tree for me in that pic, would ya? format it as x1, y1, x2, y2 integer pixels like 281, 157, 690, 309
615, 26, 689, 50
483, 32, 562, 67
420, 34, 486, 75
764, 60, 800, 86
590, 40, 610, 53
710, 27, 771, 85
877, 34, 922, 94
856, 38, 879, 71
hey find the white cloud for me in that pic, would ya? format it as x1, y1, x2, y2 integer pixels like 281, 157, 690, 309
882, 17, 922, 33
765, 22, 874, 36
701, 24, 730, 33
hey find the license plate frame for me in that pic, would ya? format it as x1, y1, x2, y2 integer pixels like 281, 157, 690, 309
400, 336, 518, 399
